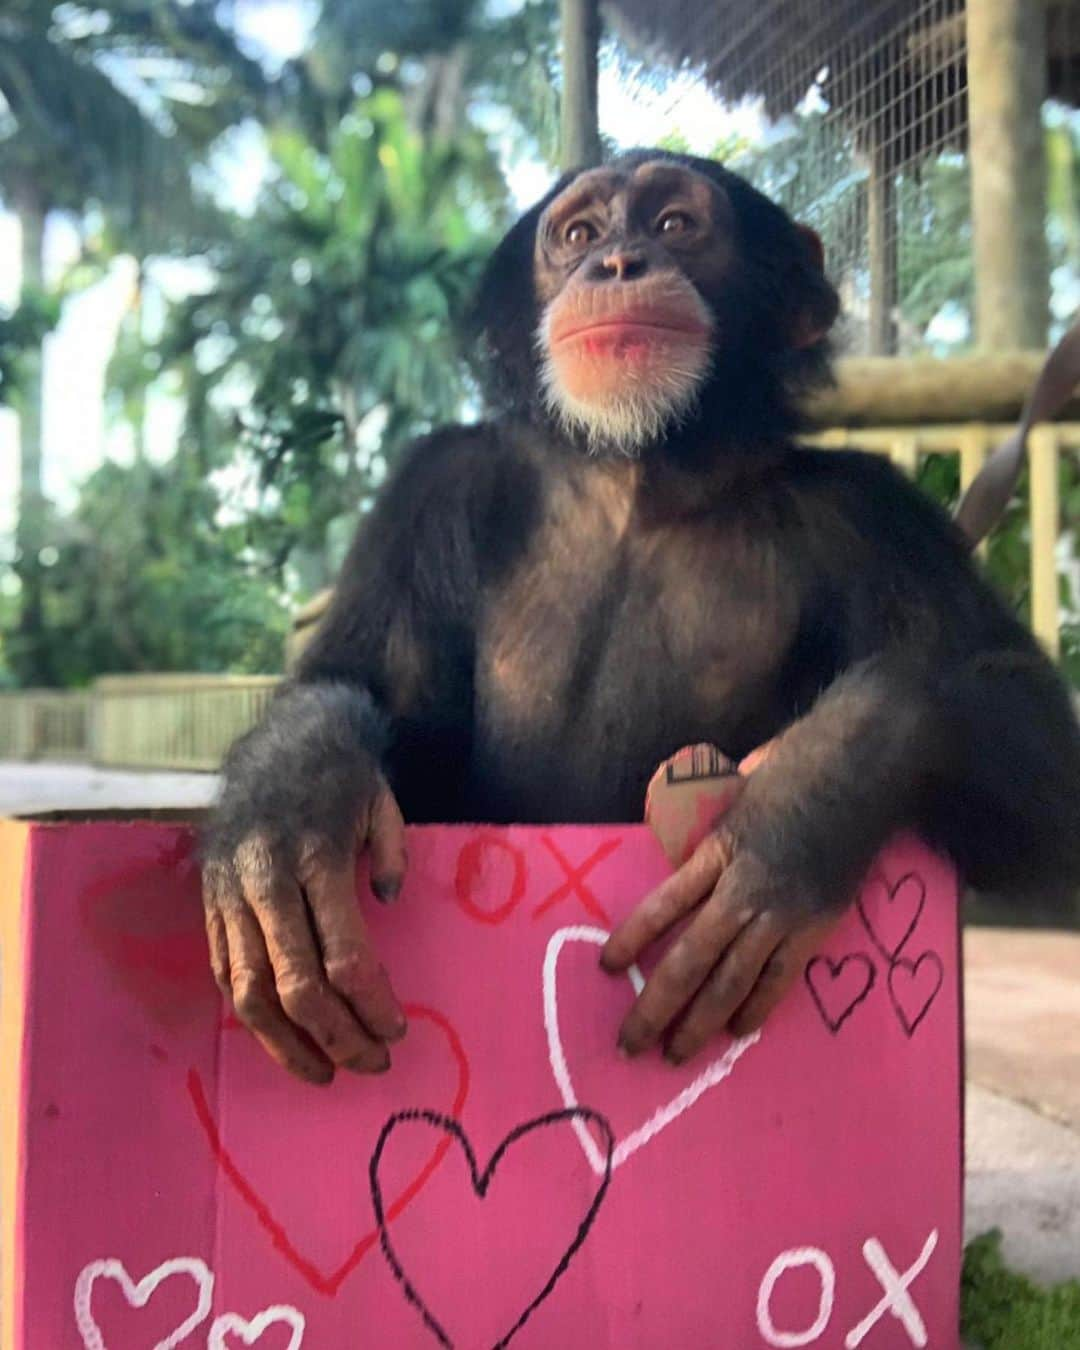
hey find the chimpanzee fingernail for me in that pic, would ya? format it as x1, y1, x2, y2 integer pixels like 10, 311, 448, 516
372, 876, 401, 903
664, 1046, 685, 1067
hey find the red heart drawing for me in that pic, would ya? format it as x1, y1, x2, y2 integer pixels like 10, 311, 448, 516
187, 1002, 469, 1296
79, 831, 211, 1024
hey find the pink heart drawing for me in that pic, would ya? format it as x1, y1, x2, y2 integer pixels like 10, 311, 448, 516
208, 1305, 305, 1349
73, 1256, 214, 1350
542, 925, 759, 1174
888, 952, 944, 1036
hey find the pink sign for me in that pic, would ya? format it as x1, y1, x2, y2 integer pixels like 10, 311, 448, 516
1, 820, 961, 1348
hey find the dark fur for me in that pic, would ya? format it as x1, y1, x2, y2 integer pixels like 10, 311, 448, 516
207, 152, 1080, 910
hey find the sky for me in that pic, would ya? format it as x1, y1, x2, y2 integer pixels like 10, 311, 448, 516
0, 1, 757, 539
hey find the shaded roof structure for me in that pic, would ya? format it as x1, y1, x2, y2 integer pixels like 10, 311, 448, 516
607, 0, 1079, 172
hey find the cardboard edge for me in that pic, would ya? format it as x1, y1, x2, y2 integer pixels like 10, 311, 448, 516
0, 821, 31, 1350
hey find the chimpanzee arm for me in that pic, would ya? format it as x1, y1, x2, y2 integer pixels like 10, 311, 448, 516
201, 425, 528, 1083
607, 453, 1080, 1061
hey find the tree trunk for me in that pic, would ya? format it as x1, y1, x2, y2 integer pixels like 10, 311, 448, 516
966, 0, 1051, 349
11, 177, 53, 686
559, 0, 601, 171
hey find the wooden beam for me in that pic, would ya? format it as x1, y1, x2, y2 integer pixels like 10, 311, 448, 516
560, 0, 601, 171
808, 351, 1080, 426
966, 0, 1051, 349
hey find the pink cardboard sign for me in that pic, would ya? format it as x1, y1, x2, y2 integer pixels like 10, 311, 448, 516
1, 821, 961, 1349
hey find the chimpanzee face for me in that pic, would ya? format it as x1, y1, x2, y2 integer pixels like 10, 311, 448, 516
533, 161, 731, 453
467, 150, 839, 458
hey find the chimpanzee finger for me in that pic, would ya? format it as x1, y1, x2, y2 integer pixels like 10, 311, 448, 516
222, 902, 334, 1085
239, 864, 391, 1076
601, 832, 734, 974
204, 905, 232, 998
664, 911, 787, 1064
366, 782, 407, 902
727, 916, 842, 1037
616, 868, 752, 1057
303, 856, 407, 1044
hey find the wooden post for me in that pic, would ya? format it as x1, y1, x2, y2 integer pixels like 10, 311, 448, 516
560, 0, 601, 172
867, 147, 898, 355
1028, 424, 1061, 658
966, 0, 1051, 350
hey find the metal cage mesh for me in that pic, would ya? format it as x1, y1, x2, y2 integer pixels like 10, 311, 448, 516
605, 0, 1080, 355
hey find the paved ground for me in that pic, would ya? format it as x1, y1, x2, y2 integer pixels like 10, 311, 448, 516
0, 760, 219, 817
964, 927, 1080, 1284
2, 762, 1078, 1286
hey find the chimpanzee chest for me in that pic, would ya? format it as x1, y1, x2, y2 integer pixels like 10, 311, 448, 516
469, 470, 805, 822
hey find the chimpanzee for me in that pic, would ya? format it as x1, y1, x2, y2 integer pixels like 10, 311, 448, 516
202, 150, 1080, 1085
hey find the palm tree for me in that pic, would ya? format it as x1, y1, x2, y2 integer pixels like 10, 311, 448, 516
154, 88, 507, 591
0, 0, 264, 681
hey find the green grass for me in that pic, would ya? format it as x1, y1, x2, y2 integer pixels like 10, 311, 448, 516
962, 1231, 1080, 1349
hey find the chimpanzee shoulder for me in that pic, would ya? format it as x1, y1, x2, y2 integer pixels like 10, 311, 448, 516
339, 419, 549, 601
781, 444, 1033, 654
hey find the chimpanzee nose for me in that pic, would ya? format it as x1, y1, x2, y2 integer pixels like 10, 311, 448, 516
589, 248, 648, 282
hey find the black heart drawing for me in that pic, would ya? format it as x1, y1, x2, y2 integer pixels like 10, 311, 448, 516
857, 871, 927, 962
804, 953, 877, 1034
370, 1107, 614, 1349
887, 951, 944, 1037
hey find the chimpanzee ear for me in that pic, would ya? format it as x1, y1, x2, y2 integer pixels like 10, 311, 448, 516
796, 224, 825, 271
790, 223, 839, 350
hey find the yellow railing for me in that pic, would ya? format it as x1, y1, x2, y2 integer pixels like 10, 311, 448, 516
805, 421, 1080, 657
0, 690, 92, 761
93, 674, 280, 771
0, 420, 1074, 771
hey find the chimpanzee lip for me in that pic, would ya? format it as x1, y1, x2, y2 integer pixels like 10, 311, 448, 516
551, 313, 710, 345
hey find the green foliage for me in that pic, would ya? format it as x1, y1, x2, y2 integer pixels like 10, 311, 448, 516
896, 156, 974, 340
3, 454, 288, 685
0, 0, 264, 243
962, 1231, 1080, 1349
153, 89, 506, 582
916, 450, 1080, 686
0, 288, 60, 406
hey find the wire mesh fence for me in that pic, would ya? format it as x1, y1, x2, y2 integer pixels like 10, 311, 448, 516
605, 0, 1080, 355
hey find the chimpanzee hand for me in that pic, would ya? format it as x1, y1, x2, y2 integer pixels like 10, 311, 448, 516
201, 684, 407, 1085
601, 823, 845, 1064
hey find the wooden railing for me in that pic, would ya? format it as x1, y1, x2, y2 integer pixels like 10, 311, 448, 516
93, 675, 280, 771
0, 690, 92, 761
0, 420, 1074, 772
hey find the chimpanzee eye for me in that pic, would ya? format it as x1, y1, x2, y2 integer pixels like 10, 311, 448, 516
565, 220, 597, 248
657, 210, 693, 236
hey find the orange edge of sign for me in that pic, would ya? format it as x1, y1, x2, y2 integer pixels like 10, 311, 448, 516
0, 820, 31, 1350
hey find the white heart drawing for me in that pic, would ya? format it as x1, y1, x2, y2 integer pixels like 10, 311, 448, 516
208, 1305, 306, 1349
73, 1256, 214, 1350
543, 925, 760, 1174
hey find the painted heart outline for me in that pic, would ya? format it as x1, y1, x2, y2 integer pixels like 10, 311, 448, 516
543, 925, 759, 1174
370, 1107, 614, 1350
187, 1001, 470, 1295
73, 1256, 214, 1350
208, 1304, 305, 1349
888, 951, 945, 1036
857, 871, 927, 962
804, 953, 877, 1034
